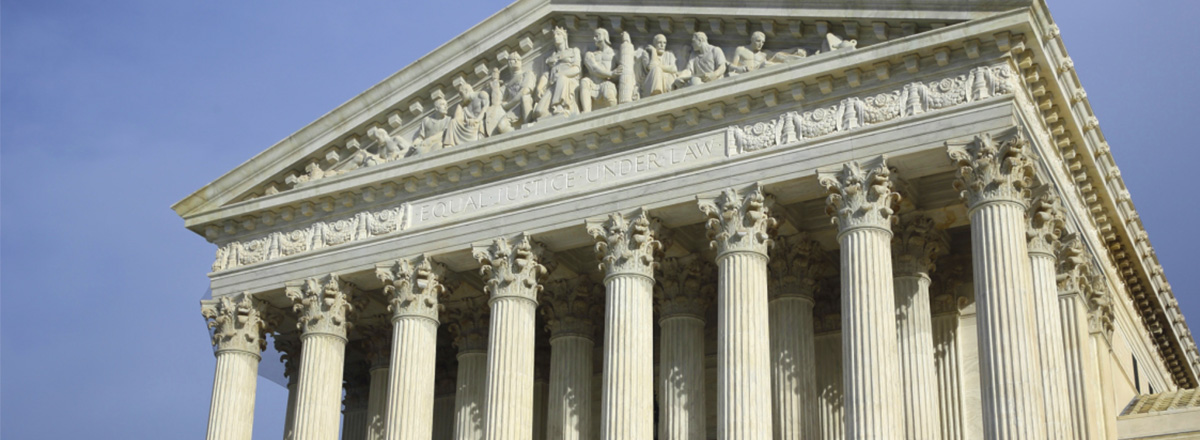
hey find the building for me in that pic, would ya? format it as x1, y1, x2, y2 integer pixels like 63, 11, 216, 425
174, 0, 1200, 439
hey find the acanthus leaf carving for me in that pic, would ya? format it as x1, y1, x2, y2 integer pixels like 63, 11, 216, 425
541, 275, 602, 338
948, 131, 1037, 209
656, 254, 715, 318
698, 184, 778, 257
472, 234, 551, 302
1026, 185, 1067, 256
201, 292, 270, 355
768, 233, 835, 301
892, 215, 949, 277
444, 297, 490, 353
376, 255, 448, 323
285, 274, 357, 339
818, 156, 899, 233
586, 209, 663, 278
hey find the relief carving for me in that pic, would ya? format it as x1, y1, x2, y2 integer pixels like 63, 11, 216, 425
534, 27, 582, 120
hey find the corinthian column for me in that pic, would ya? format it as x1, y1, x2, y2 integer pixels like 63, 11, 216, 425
1025, 187, 1075, 439
817, 156, 903, 439
1056, 235, 1108, 440
698, 185, 778, 440
929, 257, 970, 440
448, 300, 489, 440
587, 209, 662, 440
892, 215, 948, 440
947, 133, 1047, 440
473, 234, 551, 440
362, 328, 391, 440
342, 383, 369, 440
286, 275, 357, 440
542, 276, 599, 440
656, 255, 713, 440
201, 293, 269, 440
767, 234, 830, 440
274, 334, 301, 440
376, 256, 449, 440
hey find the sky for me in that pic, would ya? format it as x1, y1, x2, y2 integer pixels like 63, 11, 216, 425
2, 0, 1198, 438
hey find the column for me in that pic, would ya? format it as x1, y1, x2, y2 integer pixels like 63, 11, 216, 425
363, 329, 391, 440
892, 215, 948, 440
947, 133, 1047, 439
814, 310, 843, 440
1055, 235, 1114, 440
274, 334, 302, 440
473, 234, 551, 440
542, 276, 598, 440
817, 157, 903, 439
533, 360, 549, 440
1025, 187, 1075, 439
931, 305, 961, 440
285, 275, 357, 440
767, 234, 829, 440
698, 185, 777, 440
587, 209, 661, 440
448, 302, 489, 440
376, 255, 449, 440
930, 255, 980, 440
433, 377, 458, 440
342, 384, 369, 440
201, 293, 269, 440
657, 255, 712, 440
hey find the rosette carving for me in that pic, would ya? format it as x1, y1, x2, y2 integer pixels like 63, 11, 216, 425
587, 209, 663, 278
445, 298, 490, 352
768, 233, 834, 301
656, 254, 715, 319
472, 234, 551, 302
892, 215, 949, 277
1026, 185, 1066, 256
818, 156, 899, 233
376, 255, 448, 323
947, 132, 1037, 208
285, 274, 357, 338
541, 276, 601, 338
698, 184, 778, 257
201, 293, 270, 355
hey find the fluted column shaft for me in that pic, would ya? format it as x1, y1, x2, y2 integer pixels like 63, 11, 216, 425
1092, 334, 1116, 440
769, 296, 817, 440
716, 251, 773, 439
433, 393, 457, 440
292, 333, 349, 440
548, 334, 594, 440
660, 314, 707, 440
283, 377, 299, 440
367, 365, 389, 440
601, 274, 655, 439
894, 274, 940, 440
1029, 252, 1074, 439
344, 403, 368, 440
385, 316, 439, 440
454, 351, 488, 440
206, 350, 260, 440
483, 295, 537, 440
814, 331, 844, 440
931, 313, 962, 440
840, 227, 904, 439
1059, 292, 1102, 439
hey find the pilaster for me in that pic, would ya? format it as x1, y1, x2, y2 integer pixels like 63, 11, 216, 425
201, 293, 269, 440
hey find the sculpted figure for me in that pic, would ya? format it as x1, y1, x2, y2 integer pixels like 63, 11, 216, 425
534, 27, 582, 120
821, 33, 858, 53
491, 52, 536, 133
413, 97, 452, 153
580, 28, 620, 113
367, 125, 411, 163
636, 34, 682, 97
446, 81, 492, 146
679, 31, 726, 87
729, 31, 807, 75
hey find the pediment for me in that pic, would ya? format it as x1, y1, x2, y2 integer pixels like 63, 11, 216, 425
172, 0, 1035, 225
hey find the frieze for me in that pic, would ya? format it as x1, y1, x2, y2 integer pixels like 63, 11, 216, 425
726, 64, 1016, 156
212, 205, 409, 272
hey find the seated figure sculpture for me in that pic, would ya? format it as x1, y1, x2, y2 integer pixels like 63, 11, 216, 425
447, 80, 498, 146
534, 27, 582, 120
580, 28, 620, 113
636, 34, 682, 97
413, 97, 452, 153
678, 32, 726, 87
491, 52, 536, 133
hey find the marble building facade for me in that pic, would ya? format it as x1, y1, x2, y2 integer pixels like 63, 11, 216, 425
177, 1, 1200, 439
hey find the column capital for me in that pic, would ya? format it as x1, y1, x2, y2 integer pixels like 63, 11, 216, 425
201, 293, 269, 356
818, 156, 900, 234
446, 298, 490, 353
587, 208, 663, 279
892, 215, 949, 277
359, 325, 392, 370
472, 233, 552, 302
285, 274, 357, 339
376, 255, 448, 323
947, 132, 1037, 209
274, 331, 302, 381
1056, 234, 1114, 339
698, 184, 778, 257
656, 254, 714, 319
541, 275, 601, 339
1026, 186, 1067, 257
768, 233, 835, 301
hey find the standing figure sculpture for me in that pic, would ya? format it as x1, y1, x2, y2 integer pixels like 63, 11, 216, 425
580, 28, 621, 113
636, 34, 682, 97
491, 52, 536, 133
679, 32, 726, 87
413, 97, 452, 153
534, 27, 582, 120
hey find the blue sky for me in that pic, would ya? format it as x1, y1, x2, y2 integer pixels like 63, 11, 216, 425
2, 1, 1198, 438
